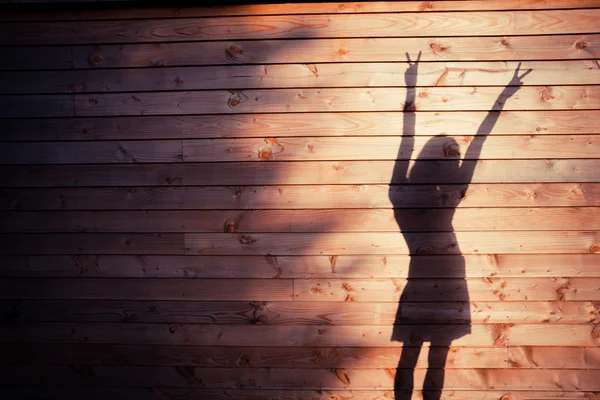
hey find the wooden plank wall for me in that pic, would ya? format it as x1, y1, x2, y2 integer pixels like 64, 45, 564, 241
1, 1, 599, 399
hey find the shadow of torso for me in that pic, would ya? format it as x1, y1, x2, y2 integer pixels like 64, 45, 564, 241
390, 138, 471, 345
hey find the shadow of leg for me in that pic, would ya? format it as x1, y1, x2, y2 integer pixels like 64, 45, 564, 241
395, 343, 423, 400
422, 343, 451, 400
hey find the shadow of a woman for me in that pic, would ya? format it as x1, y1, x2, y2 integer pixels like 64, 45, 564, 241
390, 56, 531, 400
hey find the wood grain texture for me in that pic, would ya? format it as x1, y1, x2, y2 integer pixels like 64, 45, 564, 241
1, 343, 510, 368
0, 141, 183, 164
3, 183, 599, 210
3, 208, 600, 232
293, 277, 600, 302
0, 46, 72, 70
0, 94, 73, 118
2, 160, 599, 187
4, 111, 599, 142
4, 61, 600, 94
2, 388, 599, 400
7, 135, 600, 166
183, 135, 600, 162
3, 300, 597, 324
0, 233, 184, 255
4, 0, 599, 21
0, 278, 293, 301
70, 87, 600, 117
184, 231, 600, 255
2, 276, 598, 302
4, 344, 600, 370
2, 253, 598, 278
2, 365, 600, 390
71, 34, 600, 69
3, 10, 599, 45
2, 2, 600, 396
2, 322, 598, 346
507, 346, 600, 369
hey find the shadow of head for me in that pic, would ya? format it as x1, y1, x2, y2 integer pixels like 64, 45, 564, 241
408, 135, 464, 183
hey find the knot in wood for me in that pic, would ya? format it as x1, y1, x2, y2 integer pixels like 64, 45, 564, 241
88, 97, 98, 105
224, 219, 236, 233
500, 38, 511, 47
592, 325, 600, 339
499, 395, 514, 400
421, 1, 434, 11
90, 55, 103, 65
429, 42, 451, 56
228, 91, 248, 108
238, 355, 253, 367
238, 234, 258, 245
416, 246, 431, 255
443, 141, 460, 159
258, 147, 273, 160
575, 41, 588, 50
225, 45, 244, 62
540, 87, 559, 102
250, 301, 268, 311
591, 244, 600, 253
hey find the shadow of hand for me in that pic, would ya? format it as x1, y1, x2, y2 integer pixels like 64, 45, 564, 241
503, 62, 532, 97
404, 51, 421, 88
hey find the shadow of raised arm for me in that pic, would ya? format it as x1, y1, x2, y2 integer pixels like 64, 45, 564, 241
395, 51, 421, 184
460, 63, 532, 181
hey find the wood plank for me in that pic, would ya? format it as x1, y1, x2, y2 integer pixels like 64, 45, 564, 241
0, 278, 293, 301
0, 94, 73, 118
183, 135, 600, 162
2, 388, 599, 400
1, 343, 509, 368
2, 253, 598, 278
5, 322, 596, 346
3, 10, 600, 45
4, 0, 599, 21
72, 87, 600, 117
8, 343, 600, 370
0, 46, 72, 70
184, 231, 600, 255
12, 135, 599, 165
0, 233, 184, 255
3, 184, 599, 210
0, 387, 149, 400
1, 366, 600, 390
3, 160, 600, 187
71, 35, 600, 69
0, 141, 183, 164
508, 346, 600, 369
293, 277, 600, 302
507, 324, 600, 346
4, 61, 600, 94
3, 208, 600, 233
4, 111, 599, 142
3, 300, 597, 324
